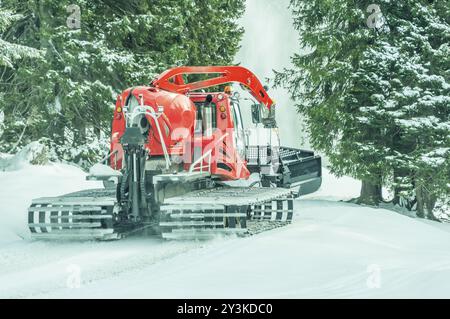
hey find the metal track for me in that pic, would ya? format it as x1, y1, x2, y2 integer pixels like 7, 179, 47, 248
27, 186, 296, 240
28, 188, 120, 240
159, 187, 294, 239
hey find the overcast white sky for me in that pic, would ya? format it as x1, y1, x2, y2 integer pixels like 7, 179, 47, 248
235, 0, 311, 149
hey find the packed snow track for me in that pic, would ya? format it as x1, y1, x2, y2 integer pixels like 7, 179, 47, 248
1, 164, 450, 298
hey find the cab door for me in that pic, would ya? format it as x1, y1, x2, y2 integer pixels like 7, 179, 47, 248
230, 100, 246, 159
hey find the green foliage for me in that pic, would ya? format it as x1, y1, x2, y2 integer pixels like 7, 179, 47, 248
0, 0, 244, 164
276, 0, 449, 210
0, 8, 42, 67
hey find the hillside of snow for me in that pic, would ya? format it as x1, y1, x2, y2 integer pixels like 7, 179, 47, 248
0, 162, 103, 244
0, 163, 450, 298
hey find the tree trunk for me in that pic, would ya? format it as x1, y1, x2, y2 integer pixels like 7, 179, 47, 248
415, 183, 438, 220
357, 180, 382, 205
416, 184, 425, 218
393, 167, 415, 209
73, 117, 86, 145
426, 193, 438, 221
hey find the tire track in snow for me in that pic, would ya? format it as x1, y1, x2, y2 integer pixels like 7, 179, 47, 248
0, 237, 211, 298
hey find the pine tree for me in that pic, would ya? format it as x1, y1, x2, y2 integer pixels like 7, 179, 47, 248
0, 0, 244, 167
0, 8, 41, 68
386, 1, 450, 217
275, 0, 449, 215
0, 5, 42, 144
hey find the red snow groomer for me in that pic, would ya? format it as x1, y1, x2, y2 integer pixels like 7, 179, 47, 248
28, 66, 322, 240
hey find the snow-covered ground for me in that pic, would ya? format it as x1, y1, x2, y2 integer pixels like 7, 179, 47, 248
1, 163, 450, 298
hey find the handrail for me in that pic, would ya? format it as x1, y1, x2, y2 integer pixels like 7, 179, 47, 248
189, 133, 229, 173
98, 149, 118, 165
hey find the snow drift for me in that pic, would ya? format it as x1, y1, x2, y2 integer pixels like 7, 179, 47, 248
0, 141, 48, 171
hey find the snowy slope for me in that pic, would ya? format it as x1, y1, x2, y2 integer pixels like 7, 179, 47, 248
0, 163, 103, 243
0, 164, 450, 298
47, 201, 450, 299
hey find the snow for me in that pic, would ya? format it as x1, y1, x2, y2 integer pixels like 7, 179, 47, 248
89, 163, 121, 177
0, 163, 102, 244
59, 202, 450, 299
401, 86, 421, 98
397, 116, 449, 130
1, 163, 450, 298
420, 148, 449, 167
0, 141, 46, 171
54, 96, 62, 112
302, 168, 360, 201
0, 38, 42, 68
0, 110, 4, 139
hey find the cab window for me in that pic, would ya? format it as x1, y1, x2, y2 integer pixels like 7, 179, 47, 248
231, 101, 243, 131
194, 101, 217, 134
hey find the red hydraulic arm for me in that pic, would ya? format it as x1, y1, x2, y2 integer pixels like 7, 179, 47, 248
151, 66, 274, 109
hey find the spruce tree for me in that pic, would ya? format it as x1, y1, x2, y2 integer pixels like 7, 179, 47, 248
0, 0, 244, 167
0, 5, 42, 144
0, 8, 41, 68
275, 0, 449, 216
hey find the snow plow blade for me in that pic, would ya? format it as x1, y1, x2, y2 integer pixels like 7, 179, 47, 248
246, 146, 322, 196
278, 147, 322, 196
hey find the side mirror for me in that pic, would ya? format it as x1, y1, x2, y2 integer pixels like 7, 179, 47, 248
262, 106, 277, 128
251, 104, 261, 124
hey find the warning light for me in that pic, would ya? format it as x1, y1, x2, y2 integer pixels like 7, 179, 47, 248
224, 86, 232, 94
